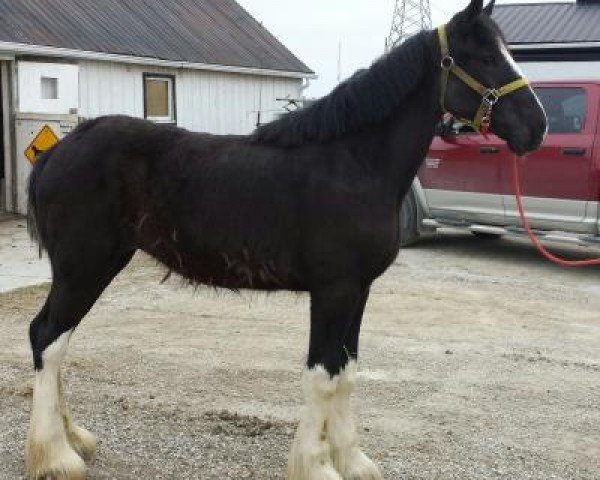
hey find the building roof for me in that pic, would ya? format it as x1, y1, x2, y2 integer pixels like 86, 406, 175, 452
494, 2, 600, 46
0, 0, 313, 75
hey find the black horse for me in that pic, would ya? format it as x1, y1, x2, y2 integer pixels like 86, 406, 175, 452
25, 1, 546, 479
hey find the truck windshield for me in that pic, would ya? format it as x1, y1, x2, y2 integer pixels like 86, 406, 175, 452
533, 87, 587, 134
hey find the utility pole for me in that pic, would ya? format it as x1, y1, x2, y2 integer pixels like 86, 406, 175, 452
387, 0, 432, 51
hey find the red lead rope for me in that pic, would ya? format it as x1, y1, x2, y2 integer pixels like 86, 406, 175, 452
512, 154, 600, 267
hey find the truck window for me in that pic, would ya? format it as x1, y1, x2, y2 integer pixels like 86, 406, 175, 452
533, 87, 587, 134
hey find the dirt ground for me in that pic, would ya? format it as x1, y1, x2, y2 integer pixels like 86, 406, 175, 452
1, 231, 599, 479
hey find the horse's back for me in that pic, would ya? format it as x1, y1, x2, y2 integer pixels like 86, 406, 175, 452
30, 114, 397, 291
31, 115, 306, 289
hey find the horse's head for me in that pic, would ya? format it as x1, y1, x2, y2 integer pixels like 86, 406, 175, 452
441, 0, 547, 155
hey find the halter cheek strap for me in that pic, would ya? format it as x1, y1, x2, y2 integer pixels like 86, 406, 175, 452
437, 24, 529, 133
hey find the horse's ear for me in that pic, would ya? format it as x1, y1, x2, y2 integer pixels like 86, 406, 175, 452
483, 0, 496, 16
462, 0, 484, 22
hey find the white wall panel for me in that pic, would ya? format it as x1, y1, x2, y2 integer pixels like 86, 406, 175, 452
78, 60, 302, 135
18, 61, 79, 114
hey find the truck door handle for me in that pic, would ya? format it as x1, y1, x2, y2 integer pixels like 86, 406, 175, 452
480, 146, 499, 154
562, 147, 586, 156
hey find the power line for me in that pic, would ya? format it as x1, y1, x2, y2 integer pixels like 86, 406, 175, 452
387, 0, 432, 50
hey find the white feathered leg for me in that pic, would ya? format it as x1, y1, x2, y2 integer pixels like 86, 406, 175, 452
26, 331, 87, 480
328, 361, 382, 480
58, 371, 97, 463
287, 366, 343, 480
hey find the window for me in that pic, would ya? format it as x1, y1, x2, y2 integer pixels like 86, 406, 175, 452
144, 74, 176, 123
41, 77, 58, 100
533, 87, 587, 134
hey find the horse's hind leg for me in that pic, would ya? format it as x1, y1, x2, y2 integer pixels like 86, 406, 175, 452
58, 369, 97, 462
26, 251, 133, 480
26, 302, 85, 480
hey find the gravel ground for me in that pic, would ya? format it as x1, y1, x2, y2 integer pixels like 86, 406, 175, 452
1, 231, 599, 479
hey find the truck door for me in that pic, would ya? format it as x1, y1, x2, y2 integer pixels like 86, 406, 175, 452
419, 118, 507, 225
503, 85, 596, 233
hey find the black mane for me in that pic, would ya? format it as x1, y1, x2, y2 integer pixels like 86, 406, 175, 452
252, 30, 435, 147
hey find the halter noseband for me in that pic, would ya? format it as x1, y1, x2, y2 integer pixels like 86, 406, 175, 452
437, 24, 529, 134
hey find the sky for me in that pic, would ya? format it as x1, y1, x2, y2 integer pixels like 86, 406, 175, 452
236, 0, 573, 97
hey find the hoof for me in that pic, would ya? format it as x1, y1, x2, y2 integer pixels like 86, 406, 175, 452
26, 438, 86, 480
287, 462, 343, 480
287, 441, 343, 480
335, 449, 383, 480
66, 425, 96, 463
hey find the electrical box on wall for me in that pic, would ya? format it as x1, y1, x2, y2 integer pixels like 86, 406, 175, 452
17, 62, 79, 115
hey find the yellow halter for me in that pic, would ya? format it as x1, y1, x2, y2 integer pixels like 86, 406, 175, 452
437, 24, 529, 133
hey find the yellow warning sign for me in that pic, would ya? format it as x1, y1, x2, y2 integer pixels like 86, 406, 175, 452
25, 125, 59, 165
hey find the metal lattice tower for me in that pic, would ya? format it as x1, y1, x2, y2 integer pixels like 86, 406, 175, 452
387, 0, 432, 50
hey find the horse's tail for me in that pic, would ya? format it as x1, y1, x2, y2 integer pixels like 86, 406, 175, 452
27, 146, 56, 256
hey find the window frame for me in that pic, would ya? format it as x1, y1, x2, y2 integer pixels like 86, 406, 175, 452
143, 73, 177, 124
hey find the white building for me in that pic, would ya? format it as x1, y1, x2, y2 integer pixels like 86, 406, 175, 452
494, 1, 600, 81
0, 0, 314, 214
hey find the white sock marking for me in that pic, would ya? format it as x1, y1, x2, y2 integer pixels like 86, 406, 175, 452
26, 330, 87, 478
288, 366, 341, 480
31, 331, 72, 443
328, 360, 357, 451
328, 361, 382, 479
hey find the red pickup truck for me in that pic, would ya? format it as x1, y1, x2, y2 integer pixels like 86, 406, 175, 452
400, 80, 600, 248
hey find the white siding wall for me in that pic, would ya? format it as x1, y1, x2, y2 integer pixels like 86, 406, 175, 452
520, 61, 600, 82
78, 60, 303, 134
18, 62, 79, 114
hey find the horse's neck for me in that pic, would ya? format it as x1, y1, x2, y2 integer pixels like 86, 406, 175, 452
339, 30, 441, 199
358, 74, 441, 200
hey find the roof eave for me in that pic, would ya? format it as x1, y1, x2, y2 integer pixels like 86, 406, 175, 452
0, 41, 317, 79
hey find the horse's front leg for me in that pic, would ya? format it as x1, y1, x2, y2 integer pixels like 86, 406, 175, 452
287, 282, 381, 480
287, 364, 342, 480
326, 288, 382, 480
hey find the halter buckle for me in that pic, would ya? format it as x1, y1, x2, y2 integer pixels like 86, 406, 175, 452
483, 89, 500, 106
441, 55, 454, 71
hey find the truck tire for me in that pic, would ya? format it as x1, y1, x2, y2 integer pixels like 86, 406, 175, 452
399, 190, 420, 247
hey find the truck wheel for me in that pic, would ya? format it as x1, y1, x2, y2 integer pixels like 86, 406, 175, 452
472, 231, 503, 240
399, 190, 420, 247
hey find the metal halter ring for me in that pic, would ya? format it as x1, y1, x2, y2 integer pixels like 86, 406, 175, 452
441, 55, 454, 70
483, 89, 500, 105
